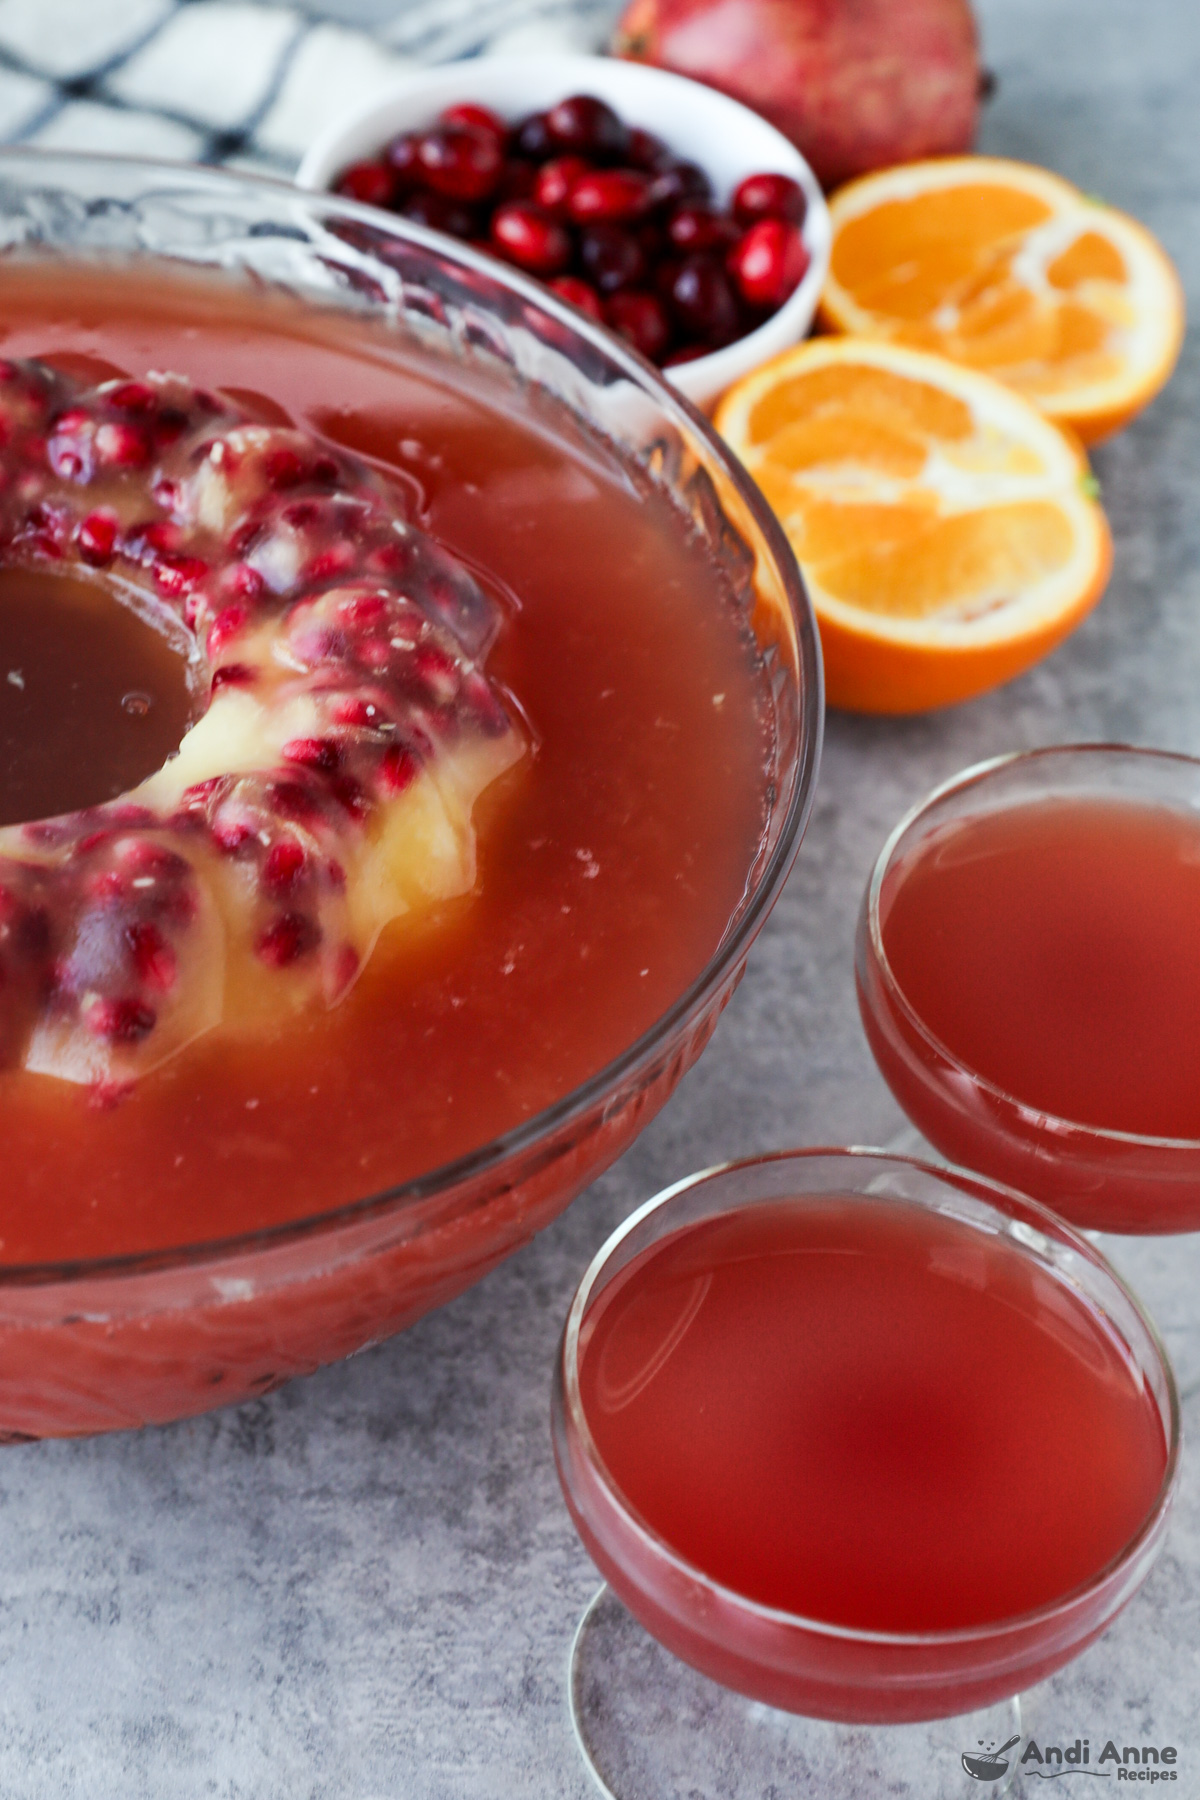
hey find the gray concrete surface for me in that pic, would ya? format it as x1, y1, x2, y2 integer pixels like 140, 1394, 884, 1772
1, 0, 1198, 1793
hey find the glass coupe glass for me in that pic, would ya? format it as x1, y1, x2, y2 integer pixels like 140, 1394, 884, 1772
857, 745, 1200, 1234
552, 1148, 1178, 1797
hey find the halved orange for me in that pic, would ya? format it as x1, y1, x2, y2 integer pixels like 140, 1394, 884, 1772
820, 157, 1184, 444
716, 337, 1112, 714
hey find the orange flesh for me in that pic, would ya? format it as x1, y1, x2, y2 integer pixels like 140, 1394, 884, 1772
745, 362, 1074, 621
0, 262, 772, 1263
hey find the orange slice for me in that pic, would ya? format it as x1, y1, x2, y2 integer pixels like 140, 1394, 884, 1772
715, 337, 1112, 713
820, 157, 1184, 443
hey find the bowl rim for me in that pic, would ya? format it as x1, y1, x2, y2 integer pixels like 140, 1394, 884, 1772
556, 1144, 1182, 1651
0, 145, 824, 1286
293, 49, 833, 405
863, 741, 1200, 1154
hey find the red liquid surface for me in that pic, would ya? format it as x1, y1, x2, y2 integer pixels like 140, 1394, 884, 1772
0, 263, 771, 1264
578, 1196, 1166, 1635
880, 797, 1200, 1139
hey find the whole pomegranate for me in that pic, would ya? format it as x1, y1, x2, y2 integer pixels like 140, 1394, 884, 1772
612, 0, 983, 191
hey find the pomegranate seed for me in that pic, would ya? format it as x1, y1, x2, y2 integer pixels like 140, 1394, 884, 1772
86, 870, 127, 906
579, 224, 646, 294
207, 604, 248, 656
303, 543, 358, 583
662, 343, 712, 367
337, 593, 388, 629
732, 172, 807, 228
281, 498, 319, 530
398, 191, 478, 239
513, 112, 554, 159
728, 220, 809, 309
154, 553, 209, 599
282, 736, 340, 773
336, 161, 395, 207
549, 275, 605, 322
330, 774, 368, 818
378, 742, 418, 794
568, 169, 652, 224
440, 103, 508, 144
94, 421, 151, 469
489, 203, 570, 275
76, 508, 118, 566
331, 696, 378, 727
211, 663, 255, 691
264, 445, 306, 490
217, 562, 265, 604
256, 913, 320, 968
667, 205, 738, 253
605, 290, 672, 363
263, 839, 306, 893
417, 124, 503, 201
85, 996, 156, 1044
268, 780, 320, 822
534, 156, 590, 216
125, 922, 176, 993
107, 380, 157, 413
212, 815, 253, 853
668, 255, 739, 344
545, 95, 628, 160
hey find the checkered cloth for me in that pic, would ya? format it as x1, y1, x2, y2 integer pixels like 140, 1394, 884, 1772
0, 0, 619, 177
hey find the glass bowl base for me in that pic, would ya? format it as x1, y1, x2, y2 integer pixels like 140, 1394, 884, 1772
568, 1585, 1024, 1800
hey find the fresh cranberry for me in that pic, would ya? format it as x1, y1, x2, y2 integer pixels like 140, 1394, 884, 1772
489, 202, 571, 275
335, 160, 395, 207
728, 220, 810, 309
439, 102, 508, 144
578, 224, 646, 294
549, 275, 605, 321
417, 123, 503, 201
513, 112, 554, 159
648, 161, 712, 210
667, 255, 739, 344
534, 156, 590, 215
545, 95, 628, 160
732, 172, 807, 228
568, 169, 652, 224
666, 204, 738, 252
76, 509, 118, 566
496, 158, 538, 202
626, 127, 668, 169
605, 291, 672, 363
383, 132, 421, 186
398, 191, 478, 238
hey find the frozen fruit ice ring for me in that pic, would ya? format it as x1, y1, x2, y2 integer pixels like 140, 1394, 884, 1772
0, 360, 525, 1093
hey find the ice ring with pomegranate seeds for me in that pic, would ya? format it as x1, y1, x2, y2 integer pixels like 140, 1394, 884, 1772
0, 359, 525, 1094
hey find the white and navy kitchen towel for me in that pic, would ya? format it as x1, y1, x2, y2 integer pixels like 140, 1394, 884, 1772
0, 0, 619, 176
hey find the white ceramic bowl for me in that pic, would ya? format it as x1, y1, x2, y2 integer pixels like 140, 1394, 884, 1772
297, 53, 831, 410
